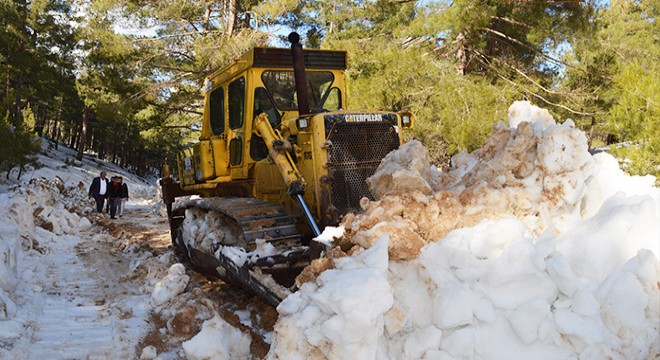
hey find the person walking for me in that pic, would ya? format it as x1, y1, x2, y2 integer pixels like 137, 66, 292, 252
118, 176, 129, 217
107, 176, 123, 219
105, 176, 115, 213
88, 171, 109, 213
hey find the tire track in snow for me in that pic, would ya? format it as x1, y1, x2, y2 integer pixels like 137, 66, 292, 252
27, 219, 149, 359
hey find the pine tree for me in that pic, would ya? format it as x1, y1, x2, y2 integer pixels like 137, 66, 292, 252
563, 0, 659, 180
0, 111, 41, 180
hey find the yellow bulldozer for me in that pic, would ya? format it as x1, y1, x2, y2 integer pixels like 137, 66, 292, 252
160, 33, 414, 306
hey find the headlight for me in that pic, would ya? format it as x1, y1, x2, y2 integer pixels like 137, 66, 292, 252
398, 111, 415, 128
297, 118, 309, 130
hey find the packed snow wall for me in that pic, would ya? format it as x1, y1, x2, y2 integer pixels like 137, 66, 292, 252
0, 178, 92, 321
268, 101, 660, 359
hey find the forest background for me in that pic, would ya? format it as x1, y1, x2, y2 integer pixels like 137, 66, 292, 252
1, 0, 658, 182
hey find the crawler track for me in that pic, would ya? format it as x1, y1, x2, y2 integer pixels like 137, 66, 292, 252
170, 198, 315, 307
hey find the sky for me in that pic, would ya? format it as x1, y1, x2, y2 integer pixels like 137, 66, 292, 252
0, 100, 657, 359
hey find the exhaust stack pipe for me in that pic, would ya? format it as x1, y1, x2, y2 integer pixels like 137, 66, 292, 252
288, 32, 310, 116
288, 32, 322, 237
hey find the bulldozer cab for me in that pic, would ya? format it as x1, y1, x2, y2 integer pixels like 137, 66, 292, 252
180, 47, 348, 185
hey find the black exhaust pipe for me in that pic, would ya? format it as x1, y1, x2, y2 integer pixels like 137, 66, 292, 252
288, 32, 310, 116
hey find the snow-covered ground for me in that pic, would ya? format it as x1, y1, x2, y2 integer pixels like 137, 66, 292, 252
0, 142, 175, 358
0, 101, 658, 359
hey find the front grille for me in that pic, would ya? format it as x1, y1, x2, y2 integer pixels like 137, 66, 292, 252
327, 123, 399, 217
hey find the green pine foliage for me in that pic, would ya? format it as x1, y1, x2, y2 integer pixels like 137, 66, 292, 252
330, 38, 517, 165
606, 62, 660, 181
0, 112, 42, 180
562, 0, 659, 181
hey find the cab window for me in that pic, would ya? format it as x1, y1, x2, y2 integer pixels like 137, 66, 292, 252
253, 88, 280, 127
261, 71, 334, 111
229, 77, 245, 129
209, 87, 224, 135
324, 88, 342, 111
230, 138, 242, 165
250, 88, 278, 161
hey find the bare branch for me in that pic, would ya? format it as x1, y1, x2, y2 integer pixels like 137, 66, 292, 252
471, 49, 606, 116
480, 27, 600, 77
157, 125, 198, 129
130, 29, 225, 42
165, 51, 196, 62
490, 16, 531, 29
153, 65, 206, 75
145, 101, 203, 115
187, 19, 200, 33
126, 72, 197, 102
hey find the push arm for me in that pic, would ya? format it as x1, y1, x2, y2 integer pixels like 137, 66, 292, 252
253, 113, 321, 236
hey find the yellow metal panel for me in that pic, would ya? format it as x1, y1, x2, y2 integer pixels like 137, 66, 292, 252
193, 141, 215, 181
291, 114, 328, 221
254, 160, 286, 194
178, 148, 195, 186
211, 137, 229, 176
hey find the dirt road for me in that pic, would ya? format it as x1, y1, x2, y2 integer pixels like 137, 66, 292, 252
94, 205, 275, 358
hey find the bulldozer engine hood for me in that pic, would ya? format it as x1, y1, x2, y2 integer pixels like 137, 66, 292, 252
322, 112, 398, 135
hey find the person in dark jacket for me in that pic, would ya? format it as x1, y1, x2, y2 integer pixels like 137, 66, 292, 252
88, 171, 109, 213
118, 176, 129, 217
107, 176, 123, 219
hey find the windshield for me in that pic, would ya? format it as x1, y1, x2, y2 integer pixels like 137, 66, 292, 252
261, 71, 334, 111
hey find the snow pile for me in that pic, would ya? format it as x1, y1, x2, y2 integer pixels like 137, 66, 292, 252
150, 263, 190, 307
182, 314, 252, 360
0, 178, 92, 320
268, 101, 660, 359
273, 238, 393, 358
0, 220, 19, 320
0, 177, 90, 237
344, 101, 607, 260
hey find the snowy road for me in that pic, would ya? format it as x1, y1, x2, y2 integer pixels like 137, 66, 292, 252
27, 225, 142, 359
1, 203, 170, 359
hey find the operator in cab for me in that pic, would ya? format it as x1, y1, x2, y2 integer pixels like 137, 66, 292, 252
254, 88, 280, 128
250, 88, 281, 160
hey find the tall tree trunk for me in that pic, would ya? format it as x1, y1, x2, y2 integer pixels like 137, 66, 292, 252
455, 32, 470, 76
5, 75, 11, 117
52, 105, 61, 150
72, 128, 79, 149
35, 105, 45, 136
203, 4, 211, 32
122, 123, 133, 168
77, 105, 90, 161
13, 73, 23, 126
68, 126, 76, 148
227, 0, 237, 37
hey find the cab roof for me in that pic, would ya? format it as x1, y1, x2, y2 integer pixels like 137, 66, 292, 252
207, 47, 347, 83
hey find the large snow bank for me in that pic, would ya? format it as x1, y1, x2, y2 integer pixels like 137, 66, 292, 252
268, 101, 660, 359
0, 177, 92, 324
